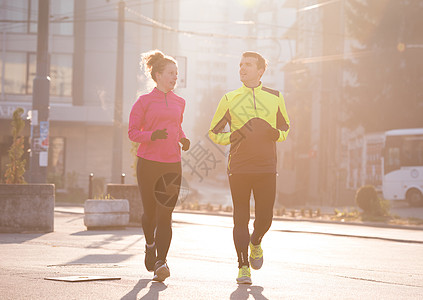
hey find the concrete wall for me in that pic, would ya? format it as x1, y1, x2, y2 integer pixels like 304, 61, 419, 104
0, 184, 55, 233
107, 184, 142, 225
48, 122, 136, 193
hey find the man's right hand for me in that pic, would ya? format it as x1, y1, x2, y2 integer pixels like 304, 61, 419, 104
151, 128, 168, 141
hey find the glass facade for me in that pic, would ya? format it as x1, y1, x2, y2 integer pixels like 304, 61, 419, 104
0, 0, 143, 188
0, 0, 74, 97
28, 0, 38, 33
0, 52, 27, 94
50, 54, 72, 97
50, 0, 74, 36
0, 0, 28, 33
0, 0, 73, 35
0, 52, 72, 97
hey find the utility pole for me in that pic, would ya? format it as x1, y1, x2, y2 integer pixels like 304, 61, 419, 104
111, 0, 125, 183
29, 0, 50, 183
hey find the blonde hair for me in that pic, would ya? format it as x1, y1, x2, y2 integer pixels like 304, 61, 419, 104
141, 50, 177, 82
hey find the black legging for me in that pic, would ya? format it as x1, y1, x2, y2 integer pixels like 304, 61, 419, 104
229, 173, 276, 268
137, 157, 182, 262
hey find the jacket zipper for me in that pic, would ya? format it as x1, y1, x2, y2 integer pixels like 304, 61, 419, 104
252, 88, 256, 110
165, 93, 168, 107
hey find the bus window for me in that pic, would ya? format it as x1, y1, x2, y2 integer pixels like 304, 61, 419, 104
384, 135, 401, 174
385, 147, 400, 174
402, 136, 423, 167
401, 139, 414, 167
418, 141, 423, 166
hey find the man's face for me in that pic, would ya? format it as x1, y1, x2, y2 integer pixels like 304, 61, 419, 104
239, 56, 264, 86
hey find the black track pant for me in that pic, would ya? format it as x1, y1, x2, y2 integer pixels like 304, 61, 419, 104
137, 157, 182, 262
229, 173, 276, 268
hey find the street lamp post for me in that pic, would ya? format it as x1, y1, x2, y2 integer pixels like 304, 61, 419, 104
29, 0, 50, 183
111, 0, 125, 183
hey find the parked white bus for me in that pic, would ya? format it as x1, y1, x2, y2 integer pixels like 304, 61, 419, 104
382, 128, 423, 206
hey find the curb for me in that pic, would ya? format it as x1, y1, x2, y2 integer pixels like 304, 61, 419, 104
275, 229, 423, 244
54, 205, 423, 231
172, 209, 423, 231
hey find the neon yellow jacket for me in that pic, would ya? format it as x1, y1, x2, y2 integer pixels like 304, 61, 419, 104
209, 83, 290, 174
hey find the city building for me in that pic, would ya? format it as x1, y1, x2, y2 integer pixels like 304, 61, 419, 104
176, 0, 296, 204
282, 0, 355, 206
1, 0, 301, 204
0, 0, 158, 195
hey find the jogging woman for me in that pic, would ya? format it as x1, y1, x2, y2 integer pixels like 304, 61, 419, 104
128, 50, 190, 282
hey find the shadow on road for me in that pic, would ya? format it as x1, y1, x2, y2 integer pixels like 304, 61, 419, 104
66, 254, 133, 265
120, 279, 167, 300
0, 233, 45, 244
70, 227, 140, 237
230, 284, 268, 300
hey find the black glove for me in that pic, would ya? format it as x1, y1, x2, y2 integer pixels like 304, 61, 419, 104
180, 138, 190, 151
151, 128, 168, 141
267, 127, 280, 141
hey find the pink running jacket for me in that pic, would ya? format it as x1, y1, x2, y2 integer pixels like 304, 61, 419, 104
128, 88, 186, 163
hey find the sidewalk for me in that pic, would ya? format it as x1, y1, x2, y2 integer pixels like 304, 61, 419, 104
0, 205, 421, 299
55, 203, 423, 243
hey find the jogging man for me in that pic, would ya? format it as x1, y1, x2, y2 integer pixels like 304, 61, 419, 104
209, 51, 290, 284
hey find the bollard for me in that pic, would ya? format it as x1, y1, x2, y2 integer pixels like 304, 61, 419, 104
121, 173, 126, 184
88, 173, 94, 199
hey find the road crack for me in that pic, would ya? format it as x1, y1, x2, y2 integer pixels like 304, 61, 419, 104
335, 274, 422, 288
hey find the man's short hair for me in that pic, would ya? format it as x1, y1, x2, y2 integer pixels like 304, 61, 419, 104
242, 51, 267, 71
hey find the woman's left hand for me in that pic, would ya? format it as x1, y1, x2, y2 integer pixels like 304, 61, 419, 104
179, 138, 190, 151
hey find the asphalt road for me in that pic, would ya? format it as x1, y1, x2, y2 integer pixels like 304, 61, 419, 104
0, 207, 422, 299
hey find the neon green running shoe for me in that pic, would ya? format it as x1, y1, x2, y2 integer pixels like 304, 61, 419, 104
236, 265, 252, 285
249, 242, 263, 270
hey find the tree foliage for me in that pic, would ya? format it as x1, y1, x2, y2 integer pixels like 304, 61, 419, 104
344, 0, 423, 132
355, 185, 390, 216
4, 108, 27, 184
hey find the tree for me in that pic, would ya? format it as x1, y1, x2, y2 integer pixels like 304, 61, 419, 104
344, 0, 423, 132
4, 108, 27, 184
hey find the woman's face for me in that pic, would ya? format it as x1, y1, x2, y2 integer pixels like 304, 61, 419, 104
156, 63, 178, 93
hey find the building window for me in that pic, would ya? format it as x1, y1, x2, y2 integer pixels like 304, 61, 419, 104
47, 136, 65, 189
0, 0, 28, 33
0, 0, 39, 34
50, 0, 74, 36
28, 0, 38, 33
1, 52, 72, 97
50, 54, 72, 97
26, 52, 37, 94
0, 0, 74, 35
0, 52, 27, 94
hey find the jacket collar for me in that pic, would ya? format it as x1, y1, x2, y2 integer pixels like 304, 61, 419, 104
152, 87, 174, 97
240, 82, 263, 93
